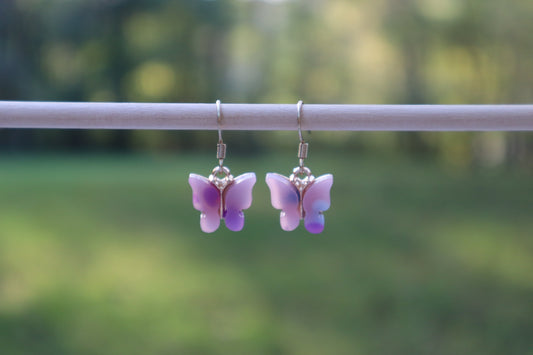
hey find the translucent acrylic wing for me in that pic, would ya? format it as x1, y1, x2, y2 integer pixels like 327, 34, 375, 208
223, 173, 256, 232
265, 173, 301, 231
188, 173, 221, 233
302, 174, 333, 234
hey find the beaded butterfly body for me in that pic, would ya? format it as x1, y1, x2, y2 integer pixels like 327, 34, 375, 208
266, 167, 333, 234
189, 166, 256, 233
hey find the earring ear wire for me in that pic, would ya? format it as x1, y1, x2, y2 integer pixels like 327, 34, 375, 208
216, 99, 226, 167
297, 100, 309, 168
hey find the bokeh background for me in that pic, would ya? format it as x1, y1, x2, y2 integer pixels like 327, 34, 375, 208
1, 0, 533, 354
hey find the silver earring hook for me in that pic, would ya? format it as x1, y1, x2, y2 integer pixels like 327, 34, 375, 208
216, 99, 226, 167
296, 100, 308, 168
216, 99, 223, 143
297, 100, 304, 143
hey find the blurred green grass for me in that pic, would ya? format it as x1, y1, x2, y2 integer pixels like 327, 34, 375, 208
0, 153, 532, 355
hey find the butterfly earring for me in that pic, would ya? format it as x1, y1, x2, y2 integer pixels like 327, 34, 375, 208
188, 100, 256, 233
266, 100, 333, 234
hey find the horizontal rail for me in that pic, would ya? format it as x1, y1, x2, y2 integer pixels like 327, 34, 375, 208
1, 101, 533, 131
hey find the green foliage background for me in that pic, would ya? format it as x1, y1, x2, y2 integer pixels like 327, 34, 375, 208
1, 0, 533, 354
1, 154, 533, 355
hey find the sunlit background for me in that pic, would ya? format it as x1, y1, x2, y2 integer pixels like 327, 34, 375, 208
1, 0, 532, 354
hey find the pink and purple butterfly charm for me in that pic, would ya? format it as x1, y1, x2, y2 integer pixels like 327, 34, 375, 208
266, 166, 333, 234
189, 166, 256, 233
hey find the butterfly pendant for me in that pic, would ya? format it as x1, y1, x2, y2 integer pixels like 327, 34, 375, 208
189, 166, 256, 233
266, 167, 333, 234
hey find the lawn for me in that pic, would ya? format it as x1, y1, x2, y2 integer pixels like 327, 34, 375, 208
0, 153, 532, 355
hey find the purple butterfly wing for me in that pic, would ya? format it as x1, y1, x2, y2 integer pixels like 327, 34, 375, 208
265, 173, 301, 231
188, 173, 221, 233
302, 174, 333, 234
223, 173, 256, 232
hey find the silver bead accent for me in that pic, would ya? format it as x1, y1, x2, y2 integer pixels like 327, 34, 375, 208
217, 143, 226, 160
298, 142, 308, 160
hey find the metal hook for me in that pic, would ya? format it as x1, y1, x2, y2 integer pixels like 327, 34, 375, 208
216, 99, 223, 143
297, 100, 304, 143
296, 100, 308, 168
216, 99, 226, 166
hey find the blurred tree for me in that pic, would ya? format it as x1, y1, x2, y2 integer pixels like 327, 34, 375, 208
0, 0, 532, 166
